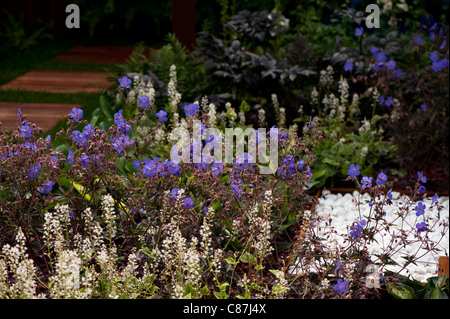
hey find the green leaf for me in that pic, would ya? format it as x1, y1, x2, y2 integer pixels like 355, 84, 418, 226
118, 156, 127, 172
425, 287, 448, 299
199, 285, 210, 296
100, 95, 113, 120
55, 143, 68, 154
239, 100, 250, 112
387, 283, 416, 299
225, 257, 238, 265
240, 252, 257, 265
184, 283, 198, 299
427, 275, 446, 288
90, 115, 99, 126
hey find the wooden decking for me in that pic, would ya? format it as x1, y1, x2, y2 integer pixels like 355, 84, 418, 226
0, 70, 113, 93
0, 102, 78, 131
0, 45, 139, 132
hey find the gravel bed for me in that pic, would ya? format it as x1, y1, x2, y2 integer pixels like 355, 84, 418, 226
289, 190, 449, 283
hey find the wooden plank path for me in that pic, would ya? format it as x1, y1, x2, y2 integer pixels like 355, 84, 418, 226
0, 70, 113, 93
0, 102, 78, 131
0, 45, 139, 131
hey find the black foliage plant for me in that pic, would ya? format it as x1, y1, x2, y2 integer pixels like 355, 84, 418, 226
193, 9, 316, 113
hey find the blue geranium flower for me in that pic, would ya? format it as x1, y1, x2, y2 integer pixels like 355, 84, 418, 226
27, 163, 41, 179
70, 107, 83, 121
415, 202, 426, 216
156, 110, 168, 122
361, 176, 372, 189
347, 164, 360, 178
416, 222, 427, 233
355, 27, 364, 36
386, 60, 396, 71
138, 96, 150, 109
183, 197, 194, 210
334, 279, 348, 295
430, 51, 439, 62
184, 103, 199, 116
118, 76, 131, 88
376, 172, 387, 185
20, 125, 32, 138
344, 61, 353, 72
39, 181, 54, 194
80, 154, 89, 168
413, 35, 423, 45
376, 52, 387, 63
67, 150, 74, 165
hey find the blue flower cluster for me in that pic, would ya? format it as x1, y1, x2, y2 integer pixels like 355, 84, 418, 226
134, 157, 181, 178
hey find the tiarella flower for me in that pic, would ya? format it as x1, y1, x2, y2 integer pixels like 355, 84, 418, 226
348, 164, 360, 178
415, 202, 426, 216
183, 197, 194, 209
156, 110, 168, 122
39, 181, 54, 194
416, 222, 427, 233
376, 172, 387, 185
184, 103, 200, 116
361, 176, 372, 189
138, 96, 150, 109
344, 61, 353, 72
334, 279, 348, 295
20, 125, 32, 138
118, 76, 131, 88
70, 107, 83, 121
